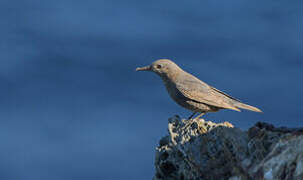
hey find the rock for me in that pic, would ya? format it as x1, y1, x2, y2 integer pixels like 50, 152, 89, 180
153, 116, 303, 180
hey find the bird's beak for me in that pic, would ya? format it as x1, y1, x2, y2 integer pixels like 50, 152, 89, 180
136, 65, 151, 71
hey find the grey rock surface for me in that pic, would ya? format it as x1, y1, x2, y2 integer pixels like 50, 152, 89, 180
153, 116, 303, 180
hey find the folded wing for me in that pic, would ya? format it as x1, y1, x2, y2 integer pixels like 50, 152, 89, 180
176, 76, 241, 111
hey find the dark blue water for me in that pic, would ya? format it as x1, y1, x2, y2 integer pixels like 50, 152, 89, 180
1, 0, 303, 179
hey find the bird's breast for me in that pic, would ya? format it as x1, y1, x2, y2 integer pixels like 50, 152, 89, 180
162, 80, 179, 100
162, 79, 190, 107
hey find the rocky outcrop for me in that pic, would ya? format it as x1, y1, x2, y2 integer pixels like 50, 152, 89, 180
153, 115, 303, 180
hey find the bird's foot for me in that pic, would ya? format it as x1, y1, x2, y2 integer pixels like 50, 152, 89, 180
192, 113, 205, 121
187, 112, 197, 120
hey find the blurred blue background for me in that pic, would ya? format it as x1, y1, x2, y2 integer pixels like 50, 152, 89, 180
1, 0, 303, 179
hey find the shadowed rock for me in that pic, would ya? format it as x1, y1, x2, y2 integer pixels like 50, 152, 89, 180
153, 116, 303, 180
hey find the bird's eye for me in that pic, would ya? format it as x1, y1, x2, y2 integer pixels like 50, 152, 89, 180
156, 64, 162, 69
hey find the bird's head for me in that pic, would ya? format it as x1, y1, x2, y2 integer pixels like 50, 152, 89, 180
136, 59, 181, 78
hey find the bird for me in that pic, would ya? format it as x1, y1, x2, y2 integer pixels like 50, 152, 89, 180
136, 59, 262, 120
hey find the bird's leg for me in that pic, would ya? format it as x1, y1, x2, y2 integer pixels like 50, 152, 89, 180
188, 112, 197, 120
193, 113, 205, 121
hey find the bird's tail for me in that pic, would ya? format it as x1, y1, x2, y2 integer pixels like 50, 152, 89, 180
233, 102, 262, 112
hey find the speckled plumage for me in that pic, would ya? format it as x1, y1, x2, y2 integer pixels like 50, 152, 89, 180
136, 59, 261, 118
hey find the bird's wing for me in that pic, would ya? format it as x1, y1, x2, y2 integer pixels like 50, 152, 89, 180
209, 86, 241, 102
176, 77, 240, 111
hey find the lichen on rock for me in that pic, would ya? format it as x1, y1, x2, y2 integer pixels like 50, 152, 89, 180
153, 116, 303, 180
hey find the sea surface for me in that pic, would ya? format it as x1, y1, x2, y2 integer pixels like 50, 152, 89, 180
1, 0, 303, 179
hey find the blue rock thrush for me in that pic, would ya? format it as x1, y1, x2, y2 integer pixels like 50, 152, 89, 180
136, 59, 262, 119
